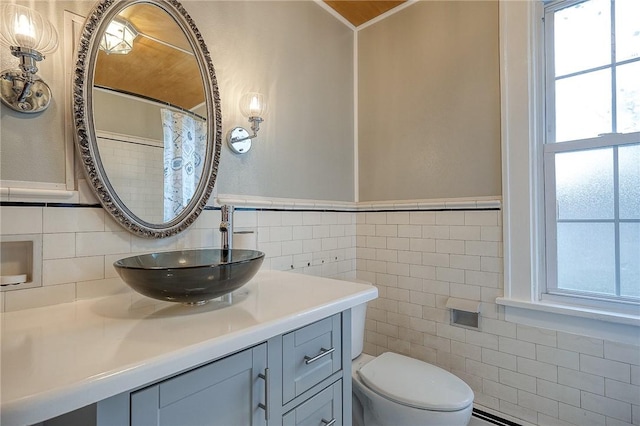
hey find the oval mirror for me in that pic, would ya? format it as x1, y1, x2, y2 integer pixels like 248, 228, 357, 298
74, 0, 221, 238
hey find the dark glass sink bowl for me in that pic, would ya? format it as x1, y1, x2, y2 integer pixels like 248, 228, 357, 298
114, 249, 265, 305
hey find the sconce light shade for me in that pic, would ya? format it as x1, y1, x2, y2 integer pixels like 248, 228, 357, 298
0, 4, 58, 56
239, 92, 266, 119
0, 4, 58, 113
99, 17, 139, 55
227, 92, 267, 154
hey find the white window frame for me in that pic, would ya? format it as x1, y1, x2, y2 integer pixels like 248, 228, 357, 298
542, 0, 640, 308
497, 0, 639, 344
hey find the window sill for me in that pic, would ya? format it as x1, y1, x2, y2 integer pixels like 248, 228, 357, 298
496, 297, 640, 344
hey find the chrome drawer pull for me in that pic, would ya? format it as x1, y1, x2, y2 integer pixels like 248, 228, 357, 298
258, 368, 270, 421
321, 418, 336, 426
304, 347, 335, 364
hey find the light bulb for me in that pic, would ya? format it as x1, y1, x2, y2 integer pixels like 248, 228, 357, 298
239, 92, 266, 118
249, 95, 261, 116
14, 13, 35, 47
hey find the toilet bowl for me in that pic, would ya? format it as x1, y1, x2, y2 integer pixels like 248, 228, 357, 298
351, 303, 474, 426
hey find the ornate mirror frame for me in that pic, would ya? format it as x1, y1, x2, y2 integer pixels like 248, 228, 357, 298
73, 0, 222, 238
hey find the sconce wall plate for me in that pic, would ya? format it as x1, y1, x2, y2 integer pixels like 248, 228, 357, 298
0, 69, 51, 113
228, 127, 253, 154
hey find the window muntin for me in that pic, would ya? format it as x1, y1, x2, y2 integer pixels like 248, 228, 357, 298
544, 0, 640, 306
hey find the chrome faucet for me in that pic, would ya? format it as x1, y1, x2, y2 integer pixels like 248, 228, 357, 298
220, 205, 234, 250
219, 205, 235, 305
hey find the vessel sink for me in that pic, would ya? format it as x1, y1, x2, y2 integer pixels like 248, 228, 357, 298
114, 249, 265, 305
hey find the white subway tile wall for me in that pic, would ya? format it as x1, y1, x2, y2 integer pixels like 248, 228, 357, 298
97, 136, 164, 224
1, 203, 638, 426
356, 209, 640, 426
0, 206, 356, 312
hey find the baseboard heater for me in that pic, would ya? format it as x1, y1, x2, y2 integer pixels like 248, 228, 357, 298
472, 408, 522, 426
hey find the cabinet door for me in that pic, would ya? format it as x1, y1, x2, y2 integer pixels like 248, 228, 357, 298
282, 380, 342, 426
131, 344, 267, 426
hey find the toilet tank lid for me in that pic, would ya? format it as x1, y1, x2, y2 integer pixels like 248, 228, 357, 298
357, 352, 474, 411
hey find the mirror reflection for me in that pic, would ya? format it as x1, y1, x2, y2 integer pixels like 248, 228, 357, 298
92, 3, 207, 224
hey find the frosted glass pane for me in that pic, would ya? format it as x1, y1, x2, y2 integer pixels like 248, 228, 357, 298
620, 144, 640, 219
555, 70, 612, 142
616, 62, 640, 134
556, 148, 614, 220
557, 223, 615, 295
554, 0, 611, 76
615, 0, 640, 62
620, 223, 640, 298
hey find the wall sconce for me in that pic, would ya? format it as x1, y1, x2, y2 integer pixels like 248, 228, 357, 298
0, 4, 58, 113
227, 92, 267, 154
99, 17, 138, 55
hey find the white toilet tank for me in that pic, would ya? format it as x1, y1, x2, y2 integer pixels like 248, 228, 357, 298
351, 302, 367, 359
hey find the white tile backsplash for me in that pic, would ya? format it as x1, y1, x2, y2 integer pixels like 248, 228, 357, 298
1, 203, 357, 311
76, 231, 131, 256
5, 282, 76, 311
558, 366, 605, 395
2, 207, 43, 234
42, 256, 105, 286
557, 331, 605, 357
535, 345, 579, 369
604, 341, 640, 365
580, 354, 631, 383
43, 207, 104, 233
559, 403, 606, 426
43, 232, 76, 260
580, 391, 632, 423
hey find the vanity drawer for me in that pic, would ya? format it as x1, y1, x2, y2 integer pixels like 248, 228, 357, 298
282, 314, 342, 403
282, 380, 343, 426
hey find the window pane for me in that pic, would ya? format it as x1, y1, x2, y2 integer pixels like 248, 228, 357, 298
557, 223, 616, 295
554, 0, 611, 76
616, 61, 640, 133
620, 143, 640, 219
556, 148, 614, 220
615, 0, 640, 62
555, 70, 612, 142
620, 223, 640, 298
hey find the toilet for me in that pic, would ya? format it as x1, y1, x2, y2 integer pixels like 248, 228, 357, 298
351, 303, 474, 426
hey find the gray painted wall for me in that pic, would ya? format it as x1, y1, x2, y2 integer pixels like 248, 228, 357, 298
0, 1, 76, 185
357, 1, 502, 201
0, 1, 355, 201
208, 1, 355, 201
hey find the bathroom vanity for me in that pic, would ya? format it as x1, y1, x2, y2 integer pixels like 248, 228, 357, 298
0, 271, 377, 426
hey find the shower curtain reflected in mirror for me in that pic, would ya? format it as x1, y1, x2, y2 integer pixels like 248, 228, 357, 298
162, 109, 206, 222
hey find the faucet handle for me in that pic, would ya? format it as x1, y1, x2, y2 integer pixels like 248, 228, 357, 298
221, 205, 234, 217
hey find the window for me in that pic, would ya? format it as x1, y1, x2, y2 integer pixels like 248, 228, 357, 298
543, 0, 640, 307
498, 0, 638, 341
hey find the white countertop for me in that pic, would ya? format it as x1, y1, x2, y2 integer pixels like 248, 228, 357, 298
0, 270, 377, 426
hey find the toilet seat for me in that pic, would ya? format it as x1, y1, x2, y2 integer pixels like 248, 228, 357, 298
357, 352, 473, 412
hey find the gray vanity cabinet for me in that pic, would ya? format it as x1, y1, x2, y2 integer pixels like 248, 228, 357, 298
130, 343, 267, 426
95, 310, 352, 426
